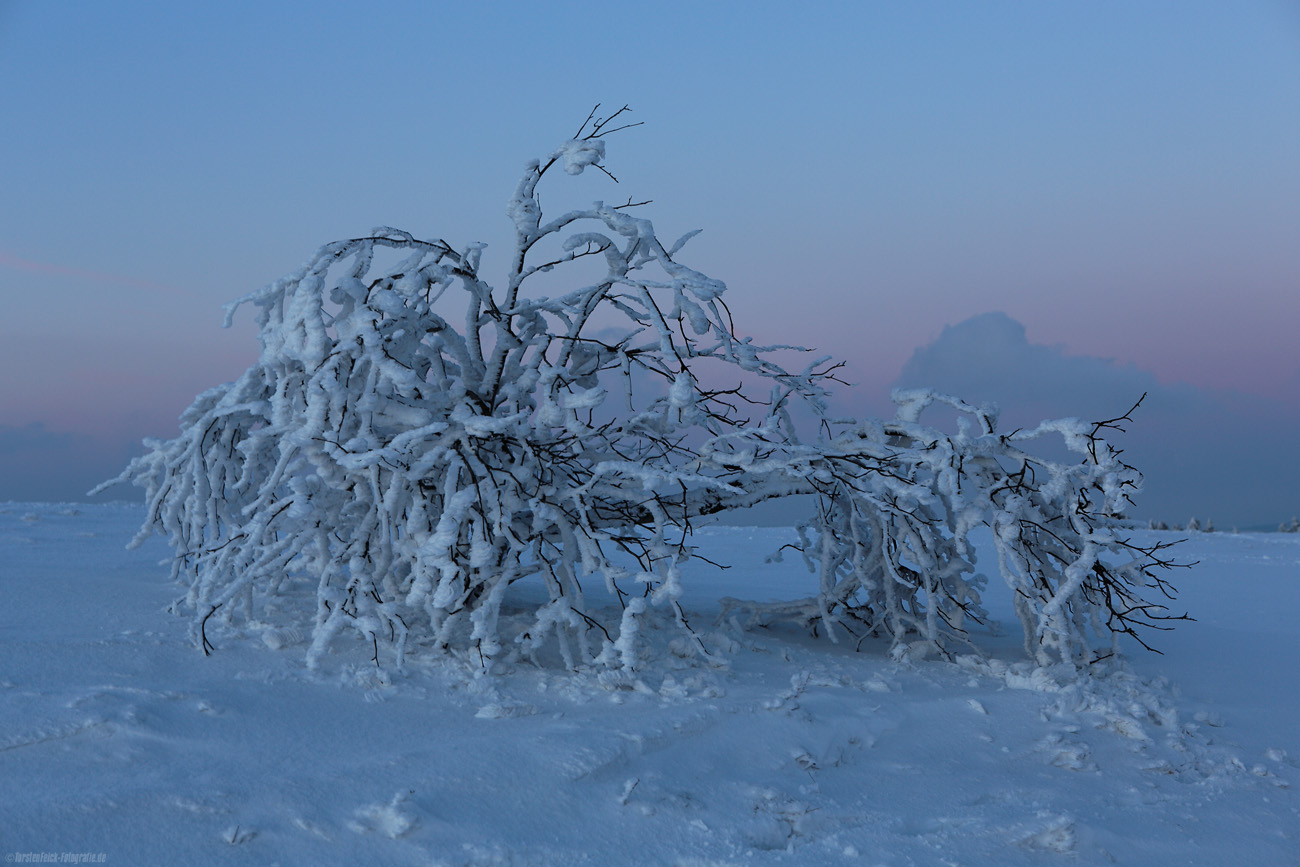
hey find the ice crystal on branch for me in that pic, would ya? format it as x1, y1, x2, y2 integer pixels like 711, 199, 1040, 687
100, 107, 1187, 676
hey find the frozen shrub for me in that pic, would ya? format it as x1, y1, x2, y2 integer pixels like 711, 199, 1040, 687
100, 108, 1187, 675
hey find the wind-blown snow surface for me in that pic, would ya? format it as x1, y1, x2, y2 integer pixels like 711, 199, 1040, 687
1, 504, 1296, 865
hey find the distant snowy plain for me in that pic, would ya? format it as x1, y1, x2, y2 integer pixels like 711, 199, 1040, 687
1, 503, 1296, 865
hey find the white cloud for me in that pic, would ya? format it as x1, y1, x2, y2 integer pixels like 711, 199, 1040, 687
893, 312, 1298, 529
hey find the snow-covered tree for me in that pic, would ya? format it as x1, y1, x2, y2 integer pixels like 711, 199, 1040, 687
99, 108, 1187, 676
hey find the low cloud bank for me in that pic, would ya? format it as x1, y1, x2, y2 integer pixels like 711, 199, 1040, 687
0, 423, 142, 504
894, 312, 1297, 529
4, 312, 1295, 529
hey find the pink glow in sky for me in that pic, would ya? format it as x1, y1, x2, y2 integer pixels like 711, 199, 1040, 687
1, 1, 1297, 525
0, 250, 194, 298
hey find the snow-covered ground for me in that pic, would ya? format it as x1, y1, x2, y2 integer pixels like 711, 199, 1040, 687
1, 503, 1296, 865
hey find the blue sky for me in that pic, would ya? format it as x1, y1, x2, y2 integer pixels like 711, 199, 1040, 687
2, 1, 1297, 526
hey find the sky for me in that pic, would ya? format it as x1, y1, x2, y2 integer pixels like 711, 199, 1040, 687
1, 0, 1297, 527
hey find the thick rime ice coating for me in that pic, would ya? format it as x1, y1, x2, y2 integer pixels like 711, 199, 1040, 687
556, 137, 606, 175
97, 108, 1188, 677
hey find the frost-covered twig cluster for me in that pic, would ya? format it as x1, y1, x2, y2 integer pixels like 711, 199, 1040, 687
735, 391, 1190, 666
101, 107, 1186, 676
